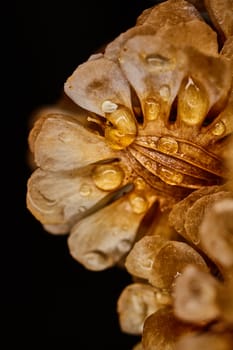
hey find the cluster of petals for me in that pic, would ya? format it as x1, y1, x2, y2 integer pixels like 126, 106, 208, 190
26, 0, 233, 348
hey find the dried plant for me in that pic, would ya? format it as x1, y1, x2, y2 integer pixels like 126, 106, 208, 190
26, 0, 233, 348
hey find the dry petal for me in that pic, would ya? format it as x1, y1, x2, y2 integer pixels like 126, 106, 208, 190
30, 113, 116, 172
176, 332, 233, 350
117, 283, 159, 335
173, 264, 221, 324
26, 168, 107, 228
125, 235, 167, 281
200, 197, 233, 268
205, 0, 233, 40
136, 0, 202, 27
149, 241, 209, 291
168, 185, 221, 241
142, 307, 196, 350
68, 195, 152, 271
64, 57, 133, 117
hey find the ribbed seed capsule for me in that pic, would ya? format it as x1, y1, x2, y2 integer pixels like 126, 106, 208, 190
104, 106, 137, 150
92, 164, 124, 191
178, 77, 209, 126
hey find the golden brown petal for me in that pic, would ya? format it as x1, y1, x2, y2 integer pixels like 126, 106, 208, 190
125, 235, 168, 281
205, 0, 233, 41
30, 113, 117, 172
176, 332, 233, 350
136, 0, 202, 27
168, 185, 221, 242
149, 241, 209, 291
173, 264, 221, 324
199, 197, 233, 268
117, 283, 159, 335
142, 307, 196, 350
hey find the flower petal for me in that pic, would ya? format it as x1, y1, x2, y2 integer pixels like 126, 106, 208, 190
68, 193, 155, 271
26, 168, 108, 229
205, 0, 233, 41
136, 0, 201, 27
64, 57, 132, 116
199, 197, 233, 268
30, 113, 116, 171
117, 283, 159, 335
149, 241, 209, 291
142, 307, 196, 350
173, 264, 221, 324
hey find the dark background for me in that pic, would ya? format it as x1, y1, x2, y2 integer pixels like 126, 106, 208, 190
5, 0, 161, 347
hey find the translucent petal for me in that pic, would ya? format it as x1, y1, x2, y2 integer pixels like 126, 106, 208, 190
64, 57, 133, 117
26, 168, 107, 228
117, 283, 159, 335
30, 113, 116, 171
68, 195, 149, 271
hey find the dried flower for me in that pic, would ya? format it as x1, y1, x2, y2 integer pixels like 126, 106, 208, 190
26, 0, 233, 348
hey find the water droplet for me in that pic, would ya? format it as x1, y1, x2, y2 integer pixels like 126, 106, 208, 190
157, 136, 179, 154
84, 251, 110, 269
159, 85, 170, 101
134, 177, 146, 190
211, 121, 226, 136
118, 239, 132, 253
101, 100, 118, 113
105, 106, 137, 150
145, 160, 152, 168
79, 206, 86, 213
144, 98, 160, 121
129, 192, 148, 214
92, 164, 124, 191
145, 54, 174, 71
158, 166, 183, 186
79, 183, 92, 197
178, 77, 208, 126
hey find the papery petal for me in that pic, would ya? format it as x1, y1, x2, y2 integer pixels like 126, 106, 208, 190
173, 264, 221, 324
64, 57, 132, 117
68, 193, 155, 271
105, 24, 156, 63
117, 283, 159, 335
125, 236, 168, 281
168, 185, 221, 242
176, 332, 233, 350
200, 197, 233, 268
142, 307, 196, 350
205, 0, 233, 41
30, 113, 116, 172
149, 241, 209, 291
136, 0, 202, 27
119, 33, 186, 122
26, 168, 107, 229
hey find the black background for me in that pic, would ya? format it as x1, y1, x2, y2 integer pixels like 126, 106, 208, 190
5, 0, 161, 347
